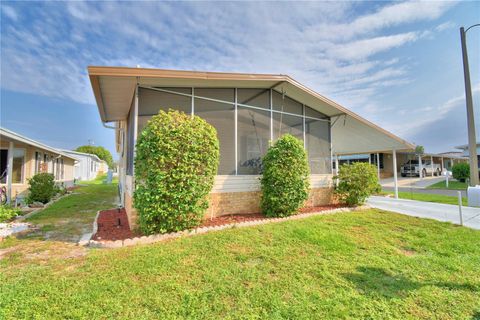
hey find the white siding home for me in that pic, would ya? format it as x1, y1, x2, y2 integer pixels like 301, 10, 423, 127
60, 150, 108, 181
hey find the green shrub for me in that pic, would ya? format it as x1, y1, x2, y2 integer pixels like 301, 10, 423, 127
0, 205, 21, 222
334, 162, 381, 206
452, 162, 469, 182
27, 173, 56, 204
134, 110, 220, 235
261, 134, 310, 217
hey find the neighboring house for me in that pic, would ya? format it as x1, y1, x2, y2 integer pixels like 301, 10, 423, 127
456, 143, 480, 167
60, 150, 108, 181
88, 66, 414, 229
333, 151, 468, 178
0, 127, 77, 203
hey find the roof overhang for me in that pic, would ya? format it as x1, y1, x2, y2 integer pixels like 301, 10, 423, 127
0, 128, 78, 160
88, 66, 415, 154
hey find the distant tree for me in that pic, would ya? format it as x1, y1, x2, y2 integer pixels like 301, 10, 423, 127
75, 145, 114, 169
415, 145, 425, 156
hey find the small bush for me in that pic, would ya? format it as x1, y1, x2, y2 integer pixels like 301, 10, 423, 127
261, 134, 310, 217
27, 173, 56, 204
452, 163, 469, 182
334, 162, 381, 206
0, 205, 21, 222
134, 110, 219, 235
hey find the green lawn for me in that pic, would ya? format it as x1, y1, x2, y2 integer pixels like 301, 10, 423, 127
22, 182, 118, 242
1, 186, 479, 319
428, 180, 468, 190
380, 191, 468, 206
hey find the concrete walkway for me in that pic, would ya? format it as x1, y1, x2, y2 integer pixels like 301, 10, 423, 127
367, 196, 480, 230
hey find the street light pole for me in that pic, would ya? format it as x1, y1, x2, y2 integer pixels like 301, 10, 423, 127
460, 25, 480, 187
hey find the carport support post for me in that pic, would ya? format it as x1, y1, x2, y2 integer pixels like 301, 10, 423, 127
430, 156, 434, 177
441, 157, 444, 172
6, 141, 13, 204
418, 154, 423, 179
393, 149, 398, 199
376, 153, 380, 180
335, 154, 339, 175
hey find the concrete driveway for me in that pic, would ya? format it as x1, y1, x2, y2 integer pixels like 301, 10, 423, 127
380, 176, 445, 188
380, 176, 467, 197
368, 196, 480, 230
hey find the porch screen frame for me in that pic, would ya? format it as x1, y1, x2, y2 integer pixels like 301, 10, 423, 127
138, 86, 331, 175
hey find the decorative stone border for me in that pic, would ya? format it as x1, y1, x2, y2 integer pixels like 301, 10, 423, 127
85, 205, 370, 249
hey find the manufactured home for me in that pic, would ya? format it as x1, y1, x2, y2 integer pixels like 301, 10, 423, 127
0, 127, 77, 203
61, 149, 108, 181
88, 66, 415, 229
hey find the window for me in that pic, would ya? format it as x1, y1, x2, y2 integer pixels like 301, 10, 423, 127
194, 89, 235, 175
272, 90, 303, 115
305, 119, 331, 173
305, 106, 327, 119
0, 149, 25, 183
237, 107, 270, 174
60, 159, 64, 180
43, 154, 49, 173
370, 153, 384, 169
237, 89, 269, 109
138, 87, 192, 133
273, 113, 303, 142
35, 152, 41, 174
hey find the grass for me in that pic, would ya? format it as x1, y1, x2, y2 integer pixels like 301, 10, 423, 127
428, 180, 468, 190
22, 179, 118, 242
380, 191, 468, 206
1, 186, 479, 318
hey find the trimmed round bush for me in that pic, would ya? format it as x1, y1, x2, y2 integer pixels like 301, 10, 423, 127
27, 173, 56, 204
261, 134, 310, 217
452, 162, 469, 182
134, 110, 219, 235
334, 162, 381, 206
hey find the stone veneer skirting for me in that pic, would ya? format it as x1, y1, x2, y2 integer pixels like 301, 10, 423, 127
124, 187, 334, 231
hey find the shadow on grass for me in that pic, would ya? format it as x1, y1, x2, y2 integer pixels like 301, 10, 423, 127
344, 266, 478, 299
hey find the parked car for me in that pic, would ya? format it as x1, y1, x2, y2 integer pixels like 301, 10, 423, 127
400, 159, 441, 177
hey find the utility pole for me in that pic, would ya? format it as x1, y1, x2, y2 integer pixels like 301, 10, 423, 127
460, 25, 480, 186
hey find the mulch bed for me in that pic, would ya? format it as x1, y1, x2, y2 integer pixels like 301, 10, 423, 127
92, 208, 138, 241
92, 204, 345, 241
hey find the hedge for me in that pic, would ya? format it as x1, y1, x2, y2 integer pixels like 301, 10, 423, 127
134, 110, 219, 234
261, 134, 310, 217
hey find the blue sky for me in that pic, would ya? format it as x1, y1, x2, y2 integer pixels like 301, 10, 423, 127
1, 1, 479, 158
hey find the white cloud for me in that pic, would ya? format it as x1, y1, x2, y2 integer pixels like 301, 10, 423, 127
1, 5, 18, 21
0, 0, 461, 136
435, 21, 455, 32
328, 32, 418, 61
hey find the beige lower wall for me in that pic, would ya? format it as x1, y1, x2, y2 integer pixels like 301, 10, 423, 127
125, 187, 335, 230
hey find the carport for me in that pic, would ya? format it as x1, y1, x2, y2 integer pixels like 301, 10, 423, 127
330, 113, 414, 199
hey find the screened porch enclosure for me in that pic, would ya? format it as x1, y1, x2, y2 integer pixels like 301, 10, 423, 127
135, 87, 332, 175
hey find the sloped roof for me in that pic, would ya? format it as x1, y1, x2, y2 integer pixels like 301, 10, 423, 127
88, 66, 415, 154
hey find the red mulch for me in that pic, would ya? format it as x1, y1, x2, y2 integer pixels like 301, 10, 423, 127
92, 208, 138, 241
200, 204, 343, 227
93, 204, 345, 241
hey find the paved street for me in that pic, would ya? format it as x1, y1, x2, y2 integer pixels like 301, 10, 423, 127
368, 196, 480, 230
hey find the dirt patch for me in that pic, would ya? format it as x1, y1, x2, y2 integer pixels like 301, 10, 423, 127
92, 208, 139, 241
398, 247, 417, 256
